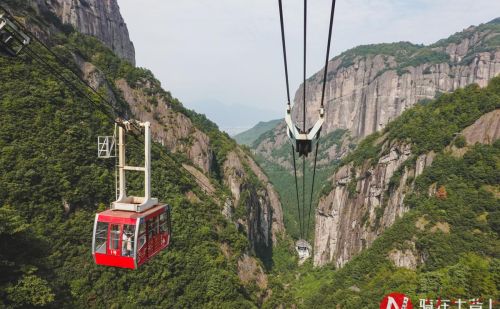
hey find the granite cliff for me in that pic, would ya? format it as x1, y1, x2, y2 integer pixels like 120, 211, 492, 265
253, 19, 500, 169
25, 0, 136, 64
249, 19, 500, 264
314, 87, 500, 266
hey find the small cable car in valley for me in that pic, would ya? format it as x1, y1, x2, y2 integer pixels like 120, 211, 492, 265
92, 120, 171, 269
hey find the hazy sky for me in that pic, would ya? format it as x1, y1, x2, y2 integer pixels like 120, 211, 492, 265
118, 0, 500, 134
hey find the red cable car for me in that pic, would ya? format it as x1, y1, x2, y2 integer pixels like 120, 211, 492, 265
92, 120, 172, 269
92, 204, 171, 269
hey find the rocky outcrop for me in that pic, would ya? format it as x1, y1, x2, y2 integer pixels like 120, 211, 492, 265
223, 149, 284, 251
314, 140, 435, 267
292, 29, 500, 139
388, 247, 418, 270
237, 254, 268, 290
116, 79, 214, 174
314, 108, 499, 267
462, 109, 500, 145
253, 21, 500, 170
31, 0, 135, 64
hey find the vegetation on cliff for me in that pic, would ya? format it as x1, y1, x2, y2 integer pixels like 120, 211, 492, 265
267, 78, 500, 308
0, 10, 264, 309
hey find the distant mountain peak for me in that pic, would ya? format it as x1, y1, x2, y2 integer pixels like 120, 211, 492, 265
487, 17, 500, 24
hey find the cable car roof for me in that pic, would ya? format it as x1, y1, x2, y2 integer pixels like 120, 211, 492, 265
98, 204, 168, 223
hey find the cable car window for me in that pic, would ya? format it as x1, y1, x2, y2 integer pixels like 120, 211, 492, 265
122, 225, 135, 257
110, 224, 120, 250
138, 234, 146, 249
94, 222, 108, 253
138, 222, 146, 249
139, 221, 146, 235
160, 213, 168, 233
155, 216, 160, 234
148, 217, 159, 239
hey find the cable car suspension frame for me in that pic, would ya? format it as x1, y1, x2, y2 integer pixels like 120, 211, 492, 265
278, 0, 337, 249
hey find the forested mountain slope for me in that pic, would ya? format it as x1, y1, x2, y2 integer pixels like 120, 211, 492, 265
265, 77, 500, 309
234, 119, 281, 147
314, 77, 500, 268
0, 1, 283, 307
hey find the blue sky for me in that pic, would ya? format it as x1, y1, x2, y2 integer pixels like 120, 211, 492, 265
118, 0, 500, 135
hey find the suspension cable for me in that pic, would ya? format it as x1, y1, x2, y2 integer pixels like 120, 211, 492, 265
0, 4, 123, 118
291, 145, 303, 238
278, 0, 291, 105
320, 0, 337, 108
23, 45, 117, 124
302, 0, 307, 132
2, 5, 206, 209
306, 137, 320, 239
302, 155, 306, 239
304, 0, 337, 240
24, 39, 197, 201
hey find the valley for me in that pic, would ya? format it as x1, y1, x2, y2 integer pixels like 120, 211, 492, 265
0, 1, 498, 308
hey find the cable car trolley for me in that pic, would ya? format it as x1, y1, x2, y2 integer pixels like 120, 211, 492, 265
0, 12, 30, 56
285, 104, 324, 157
92, 120, 171, 269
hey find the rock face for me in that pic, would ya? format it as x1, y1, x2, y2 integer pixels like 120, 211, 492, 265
253, 20, 500, 170
293, 26, 500, 139
314, 140, 435, 267
314, 109, 499, 267
223, 149, 284, 250
116, 79, 214, 174
462, 109, 500, 145
114, 78, 285, 248
33, 0, 135, 64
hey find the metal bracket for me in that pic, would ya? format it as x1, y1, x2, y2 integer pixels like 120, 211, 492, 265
97, 136, 116, 158
111, 119, 158, 212
285, 104, 324, 157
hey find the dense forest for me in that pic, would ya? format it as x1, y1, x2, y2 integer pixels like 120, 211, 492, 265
263, 77, 500, 308
0, 4, 266, 308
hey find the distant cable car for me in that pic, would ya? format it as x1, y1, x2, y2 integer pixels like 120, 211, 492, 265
92, 120, 171, 269
0, 13, 30, 56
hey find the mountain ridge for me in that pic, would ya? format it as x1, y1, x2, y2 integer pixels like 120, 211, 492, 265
234, 119, 282, 146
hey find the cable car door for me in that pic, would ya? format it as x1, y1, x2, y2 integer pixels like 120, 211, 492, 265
147, 216, 161, 256
107, 224, 121, 256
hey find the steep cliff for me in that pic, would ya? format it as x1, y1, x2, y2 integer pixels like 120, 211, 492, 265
110, 70, 285, 251
5, 0, 136, 64
253, 19, 500, 170
314, 77, 500, 267
249, 18, 500, 247
222, 149, 284, 251
295, 33, 500, 138
55, 0, 134, 64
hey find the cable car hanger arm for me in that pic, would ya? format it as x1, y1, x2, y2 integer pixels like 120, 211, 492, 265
285, 105, 324, 142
